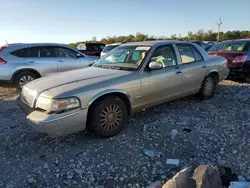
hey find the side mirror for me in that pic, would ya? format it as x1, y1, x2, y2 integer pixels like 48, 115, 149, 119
148, 61, 163, 70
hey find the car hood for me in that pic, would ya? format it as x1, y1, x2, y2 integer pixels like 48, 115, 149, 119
25, 67, 133, 97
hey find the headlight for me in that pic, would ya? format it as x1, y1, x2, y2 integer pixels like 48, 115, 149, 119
36, 96, 80, 113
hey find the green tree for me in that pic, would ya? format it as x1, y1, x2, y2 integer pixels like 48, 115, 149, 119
68, 30, 250, 47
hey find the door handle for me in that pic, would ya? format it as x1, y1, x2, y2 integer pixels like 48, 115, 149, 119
58, 59, 64, 62
175, 66, 180, 69
202, 65, 207, 68
176, 71, 182, 74
26, 60, 35, 63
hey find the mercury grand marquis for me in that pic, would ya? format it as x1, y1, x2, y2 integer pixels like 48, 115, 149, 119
17, 41, 229, 137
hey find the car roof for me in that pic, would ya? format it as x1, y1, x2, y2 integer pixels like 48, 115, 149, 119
120, 40, 191, 47
6, 43, 68, 48
219, 39, 250, 43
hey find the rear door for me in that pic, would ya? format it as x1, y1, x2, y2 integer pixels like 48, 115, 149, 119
175, 44, 208, 93
25, 46, 57, 76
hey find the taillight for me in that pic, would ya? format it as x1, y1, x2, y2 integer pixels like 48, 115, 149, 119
0, 57, 6, 64
0, 46, 7, 51
232, 55, 247, 63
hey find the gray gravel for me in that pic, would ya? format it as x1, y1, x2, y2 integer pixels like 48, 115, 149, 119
0, 80, 250, 188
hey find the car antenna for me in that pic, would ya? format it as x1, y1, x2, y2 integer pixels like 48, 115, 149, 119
5, 40, 9, 45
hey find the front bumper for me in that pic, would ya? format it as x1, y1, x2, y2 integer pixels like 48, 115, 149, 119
17, 98, 88, 137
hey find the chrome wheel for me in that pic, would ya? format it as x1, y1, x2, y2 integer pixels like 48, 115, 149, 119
100, 104, 122, 132
19, 75, 34, 88
203, 77, 215, 96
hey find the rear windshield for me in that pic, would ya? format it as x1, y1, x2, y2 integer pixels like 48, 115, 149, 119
208, 41, 248, 52
102, 45, 119, 53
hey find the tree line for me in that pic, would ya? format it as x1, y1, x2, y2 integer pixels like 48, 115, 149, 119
68, 30, 250, 48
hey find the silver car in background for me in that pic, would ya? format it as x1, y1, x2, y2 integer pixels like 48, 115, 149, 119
0, 43, 99, 88
17, 41, 229, 138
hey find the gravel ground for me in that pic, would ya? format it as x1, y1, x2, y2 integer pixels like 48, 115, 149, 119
0, 80, 250, 188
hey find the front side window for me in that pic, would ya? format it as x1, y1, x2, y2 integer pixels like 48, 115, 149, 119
150, 45, 177, 67
93, 45, 151, 71
52, 47, 77, 58
176, 44, 196, 64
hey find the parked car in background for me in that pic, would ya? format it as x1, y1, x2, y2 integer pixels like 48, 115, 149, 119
0, 43, 99, 88
17, 41, 229, 138
208, 39, 250, 81
100, 42, 125, 57
190, 40, 210, 50
77, 43, 105, 56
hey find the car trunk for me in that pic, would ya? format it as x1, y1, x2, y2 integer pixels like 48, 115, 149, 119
208, 52, 246, 69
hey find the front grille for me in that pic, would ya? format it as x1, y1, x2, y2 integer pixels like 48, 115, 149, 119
21, 87, 37, 107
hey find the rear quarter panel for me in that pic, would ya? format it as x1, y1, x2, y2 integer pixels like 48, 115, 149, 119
206, 56, 229, 81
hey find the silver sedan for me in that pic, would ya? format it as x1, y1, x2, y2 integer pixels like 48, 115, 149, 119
17, 41, 229, 137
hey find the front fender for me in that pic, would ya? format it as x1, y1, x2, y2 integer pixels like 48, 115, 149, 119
86, 89, 131, 108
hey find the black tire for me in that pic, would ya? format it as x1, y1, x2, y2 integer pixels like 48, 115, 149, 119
245, 77, 250, 83
88, 96, 128, 137
14, 71, 38, 89
199, 75, 217, 100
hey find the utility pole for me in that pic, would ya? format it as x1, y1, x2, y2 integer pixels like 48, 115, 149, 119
217, 17, 222, 41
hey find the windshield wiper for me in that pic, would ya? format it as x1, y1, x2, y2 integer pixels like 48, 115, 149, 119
93, 64, 135, 71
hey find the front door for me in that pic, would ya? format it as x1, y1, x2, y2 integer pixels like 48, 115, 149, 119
140, 44, 184, 109
51, 46, 79, 72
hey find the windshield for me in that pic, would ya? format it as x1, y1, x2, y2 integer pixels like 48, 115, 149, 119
93, 45, 151, 71
208, 41, 248, 52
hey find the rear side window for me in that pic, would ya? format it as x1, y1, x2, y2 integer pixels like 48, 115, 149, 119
190, 45, 203, 61
29, 47, 39, 57
208, 41, 248, 52
39, 47, 53, 57
176, 44, 195, 64
11, 48, 29, 58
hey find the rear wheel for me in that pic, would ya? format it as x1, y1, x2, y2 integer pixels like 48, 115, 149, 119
88, 96, 127, 137
14, 71, 37, 89
199, 75, 216, 100
245, 77, 250, 83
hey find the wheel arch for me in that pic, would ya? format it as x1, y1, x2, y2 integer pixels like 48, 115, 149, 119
11, 69, 41, 83
207, 71, 219, 83
87, 89, 132, 116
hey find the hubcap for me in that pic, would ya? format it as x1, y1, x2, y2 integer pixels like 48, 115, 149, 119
19, 76, 34, 88
204, 77, 214, 96
100, 104, 122, 132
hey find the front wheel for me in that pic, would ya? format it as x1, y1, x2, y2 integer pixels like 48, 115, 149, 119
88, 96, 128, 137
199, 75, 216, 100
